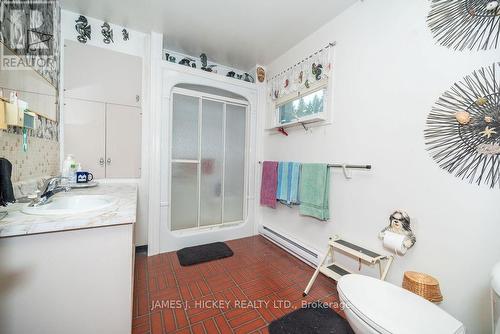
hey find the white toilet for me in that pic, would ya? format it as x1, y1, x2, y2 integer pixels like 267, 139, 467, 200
337, 274, 465, 334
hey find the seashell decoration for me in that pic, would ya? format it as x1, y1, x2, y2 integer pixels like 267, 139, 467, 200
477, 143, 500, 155
485, 116, 493, 123
455, 111, 471, 125
476, 97, 488, 106
486, 1, 499, 11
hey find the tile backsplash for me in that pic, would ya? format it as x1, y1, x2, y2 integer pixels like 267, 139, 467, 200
1, 128, 60, 183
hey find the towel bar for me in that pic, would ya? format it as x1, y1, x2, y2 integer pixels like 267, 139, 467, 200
257, 161, 371, 170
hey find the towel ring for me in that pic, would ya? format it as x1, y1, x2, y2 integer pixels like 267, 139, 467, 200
342, 165, 353, 179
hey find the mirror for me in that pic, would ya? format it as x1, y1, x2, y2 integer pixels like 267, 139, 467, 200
0, 43, 58, 121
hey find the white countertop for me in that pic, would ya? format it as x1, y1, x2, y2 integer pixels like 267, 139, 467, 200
0, 182, 137, 238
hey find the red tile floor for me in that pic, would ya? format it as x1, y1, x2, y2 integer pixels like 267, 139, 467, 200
132, 235, 346, 334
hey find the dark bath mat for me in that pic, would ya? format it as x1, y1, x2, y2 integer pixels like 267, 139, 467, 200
176, 242, 234, 266
269, 303, 354, 334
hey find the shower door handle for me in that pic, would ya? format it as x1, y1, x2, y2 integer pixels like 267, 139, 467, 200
99, 157, 105, 166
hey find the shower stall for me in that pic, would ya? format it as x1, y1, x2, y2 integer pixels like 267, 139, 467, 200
154, 65, 258, 254
170, 86, 248, 231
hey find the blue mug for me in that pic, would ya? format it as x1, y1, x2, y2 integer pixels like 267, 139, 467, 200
76, 171, 94, 183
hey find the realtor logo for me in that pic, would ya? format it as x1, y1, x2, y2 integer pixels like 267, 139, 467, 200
0, 0, 57, 71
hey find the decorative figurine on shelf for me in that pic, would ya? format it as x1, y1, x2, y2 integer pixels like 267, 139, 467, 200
379, 210, 416, 249
200, 53, 208, 67
178, 57, 195, 67
257, 67, 265, 83
101, 22, 113, 44
243, 73, 254, 83
122, 28, 129, 41
200, 53, 210, 71
75, 15, 91, 44
226, 71, 236, 78
236, 74, 243, 80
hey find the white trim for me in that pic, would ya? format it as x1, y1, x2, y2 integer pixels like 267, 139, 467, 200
146, 32, 164, 256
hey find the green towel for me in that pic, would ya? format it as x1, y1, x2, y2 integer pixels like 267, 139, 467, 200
299, 163, 330, 221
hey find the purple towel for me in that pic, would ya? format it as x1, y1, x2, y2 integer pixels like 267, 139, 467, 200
260, 161, 278, 208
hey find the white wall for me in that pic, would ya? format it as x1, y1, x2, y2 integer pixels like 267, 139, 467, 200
61, 10, 150, 246
259, 0, 499, 333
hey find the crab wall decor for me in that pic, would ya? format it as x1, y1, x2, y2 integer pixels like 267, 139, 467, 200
379, 210, 416, 249
425, 63, 500, 188
427, 0, 500, 50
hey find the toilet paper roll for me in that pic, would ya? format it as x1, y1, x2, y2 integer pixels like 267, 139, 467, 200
383, 231, 408, 255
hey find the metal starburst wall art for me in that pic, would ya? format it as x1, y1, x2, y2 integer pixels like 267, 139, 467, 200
425, 63, 500, 188
427, 0, 500, 50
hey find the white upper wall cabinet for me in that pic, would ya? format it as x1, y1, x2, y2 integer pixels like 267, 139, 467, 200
64, 40, 142, 107
63, 39, 143, 179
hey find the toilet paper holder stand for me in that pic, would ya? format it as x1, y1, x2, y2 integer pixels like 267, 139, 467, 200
303, 235, 395, 297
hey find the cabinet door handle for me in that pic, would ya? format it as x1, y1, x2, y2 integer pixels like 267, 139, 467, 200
99, 157, 105, 166
106, 158, 112, 165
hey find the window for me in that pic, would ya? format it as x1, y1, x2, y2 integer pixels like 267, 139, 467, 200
276, 88, 326, 125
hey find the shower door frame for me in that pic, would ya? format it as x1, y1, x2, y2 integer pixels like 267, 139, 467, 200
169, 87, 250, 232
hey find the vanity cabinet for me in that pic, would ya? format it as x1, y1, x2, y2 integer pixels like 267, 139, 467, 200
64, 97, 141, 178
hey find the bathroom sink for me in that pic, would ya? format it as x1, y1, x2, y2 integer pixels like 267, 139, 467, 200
22, 195, 119, 216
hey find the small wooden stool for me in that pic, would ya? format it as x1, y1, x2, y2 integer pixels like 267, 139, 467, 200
402, 271, 443, 303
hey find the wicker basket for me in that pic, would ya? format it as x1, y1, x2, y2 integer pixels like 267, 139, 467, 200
402, 271, 443, 303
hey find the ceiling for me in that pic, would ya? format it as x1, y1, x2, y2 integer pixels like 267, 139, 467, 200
60, 0, 357, 71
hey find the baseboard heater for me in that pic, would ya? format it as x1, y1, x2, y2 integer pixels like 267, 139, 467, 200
260, 226, 320, 267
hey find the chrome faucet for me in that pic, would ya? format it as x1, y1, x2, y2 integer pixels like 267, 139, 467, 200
29, 177, 71, 207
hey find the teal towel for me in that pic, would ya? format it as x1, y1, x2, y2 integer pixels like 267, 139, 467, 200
276, 162, 301, 205
299, 163, 330, 220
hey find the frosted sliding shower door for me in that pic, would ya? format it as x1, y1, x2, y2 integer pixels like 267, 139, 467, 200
170, 89, 247, 231
171, 94, 200, 231
200, 100, 224, 227
224, 104, 246, 223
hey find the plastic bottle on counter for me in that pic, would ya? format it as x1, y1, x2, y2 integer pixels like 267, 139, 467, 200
62, 154, 77, 183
